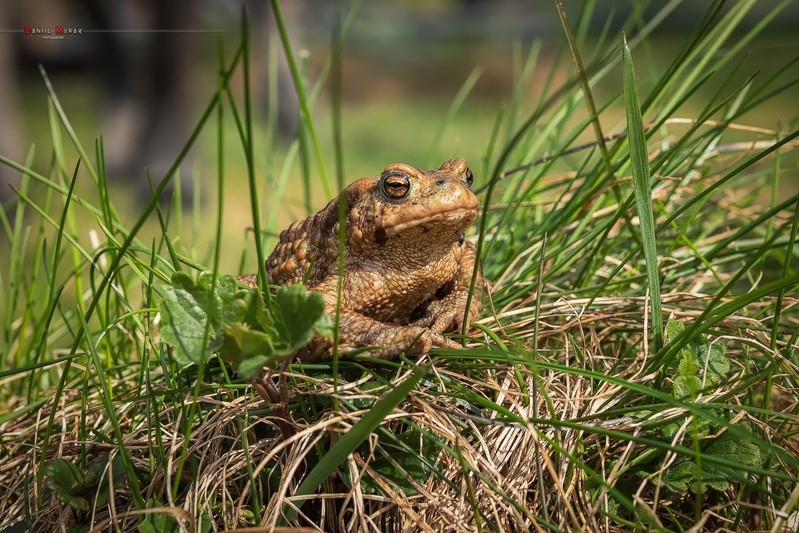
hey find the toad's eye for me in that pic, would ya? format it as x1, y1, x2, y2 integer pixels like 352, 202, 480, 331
380, 172, 411, 199
464, 167, 474, 188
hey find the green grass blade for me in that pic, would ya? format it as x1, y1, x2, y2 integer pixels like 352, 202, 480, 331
556, 0, 613, 174
771, 175, 799, 351
145, 170, 181, 272
331, 8, 345, 192
37, 65, 102, 189
297, 52, 313, 214
426, 67, 482, 167
214, 41, 226, 274
622, 34, 663, 352
241, 7, 268, 298
270, 0, 331, 200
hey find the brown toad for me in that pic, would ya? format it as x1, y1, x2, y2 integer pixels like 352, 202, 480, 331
240, 158, 484, 360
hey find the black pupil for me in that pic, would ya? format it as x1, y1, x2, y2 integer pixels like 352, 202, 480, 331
465, 168, 473, 187
383, 174, 409, 198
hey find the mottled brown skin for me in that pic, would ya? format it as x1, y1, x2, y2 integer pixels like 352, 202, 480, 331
240, 158, 484, 360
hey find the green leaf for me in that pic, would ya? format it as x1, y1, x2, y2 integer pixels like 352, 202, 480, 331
704, 431, 766, 471
359, 430, 436, 496
0, 522, 31, 533
676, 349, 700, 398
80, 454, 126, 508
237, 355, 272, 379
157, 273, 334, 378
349, 380, 383, 410
85, 454, 125, 488
44, 455, 126, 512
45, 459, 88, 511
138, 499, 177, 533
199, 512, 214, 533
314, 313, 335, 339
673, 374, 701, 400
666, 320, 685, 344
661, 422, 679, 440
221, 322, 278, 368
666, 320, 731, 397
697, 338, 730, 386
662, 417, 711, 440
660, 431, 768, 494
224, 284, 271, 329
597, 492, 621, 523
660, 460, 698, 493
155, 272, 239, 364
224, 285, 330, 376
270, 284, 327, 352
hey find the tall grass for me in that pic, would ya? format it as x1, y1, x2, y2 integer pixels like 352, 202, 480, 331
1, 1, 798, 531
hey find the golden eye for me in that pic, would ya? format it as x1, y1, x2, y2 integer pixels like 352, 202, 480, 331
379, 172, 411, 199
464, 167, 474, 187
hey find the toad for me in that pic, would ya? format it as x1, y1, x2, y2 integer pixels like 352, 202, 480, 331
239, 158, 484, 360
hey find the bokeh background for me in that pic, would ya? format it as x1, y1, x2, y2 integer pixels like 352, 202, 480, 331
1, 0, 797, 263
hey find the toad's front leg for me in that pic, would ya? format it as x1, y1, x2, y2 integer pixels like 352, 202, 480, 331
411, 240, 484, 335
297, 306, 459, 361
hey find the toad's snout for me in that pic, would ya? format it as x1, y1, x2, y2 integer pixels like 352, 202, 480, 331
435, 176, 480, 211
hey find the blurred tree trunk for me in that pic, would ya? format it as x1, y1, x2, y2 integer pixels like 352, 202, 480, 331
0, 1, 21, 205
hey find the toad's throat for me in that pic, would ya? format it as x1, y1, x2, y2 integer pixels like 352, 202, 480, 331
380, 206, 477, 237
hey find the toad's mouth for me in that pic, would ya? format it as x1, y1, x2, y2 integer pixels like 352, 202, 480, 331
381, 206, 478, 236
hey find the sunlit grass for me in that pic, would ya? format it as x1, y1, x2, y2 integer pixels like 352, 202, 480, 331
1, 1, 799, 531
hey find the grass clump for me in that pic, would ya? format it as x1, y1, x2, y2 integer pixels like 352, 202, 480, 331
2, 1, 799, 531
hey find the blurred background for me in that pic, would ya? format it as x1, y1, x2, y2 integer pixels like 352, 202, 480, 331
1, 0, 797, 249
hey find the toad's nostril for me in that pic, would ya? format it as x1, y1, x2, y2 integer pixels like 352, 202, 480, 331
436, 179, 445, 186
